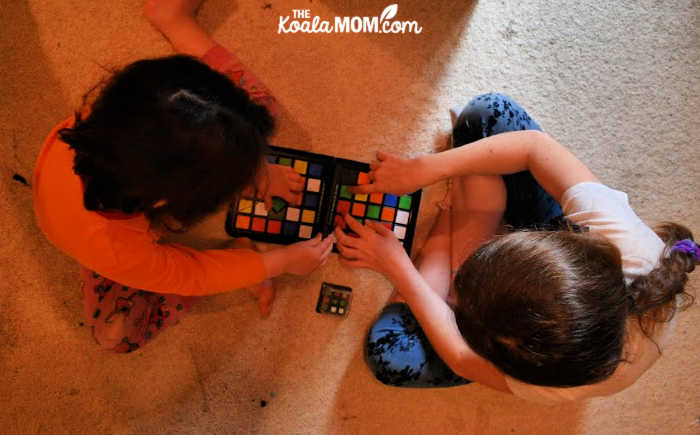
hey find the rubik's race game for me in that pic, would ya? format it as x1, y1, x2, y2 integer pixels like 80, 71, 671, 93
226, 146, 422, 254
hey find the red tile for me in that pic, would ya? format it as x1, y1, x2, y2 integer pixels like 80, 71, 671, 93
336, 200, 351, 214
267, 220, 281, 234
252, 217, 266, 232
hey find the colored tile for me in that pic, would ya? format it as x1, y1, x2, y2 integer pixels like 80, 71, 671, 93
254, 202, 267, 216
267, 220, 281, 234
294, 160, 308, 174
340, 168, 357, 185
238, 199, 253, 213
336, 200, 351, 214
394, 225, 407, 240
383, 194, 398, 207
299, 225, 313, 239
396, 210, 410, 225
334, 214, 347, 230
268, 207, 284, 220
235, 215, 250, 229
354, 193, 368, 202
339, 185, 352, 199
351, 203, 366, 217
265, 155, 278, 164
277, 157, 292, 167
381, 222, 393, 230
303, 192, 319, 208
309, 163, 323, 177
272, 198, 287, 213
307, 178, 321, 193
301, 209, 316, 224
283, 222, 298, 236
286, 207, 300, 221
381, 207, 395, 222
399, 195, 412, 210
367, 204, 381, 219
357, 172, 371, 185
252, 217, 267, 232
369, 193, 383, 204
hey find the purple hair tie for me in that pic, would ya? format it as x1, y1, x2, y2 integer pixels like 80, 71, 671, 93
671, 239, 700, 262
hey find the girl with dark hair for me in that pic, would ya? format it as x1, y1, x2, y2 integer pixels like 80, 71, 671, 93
33, 0, 334, 353
337, 93, 696, 401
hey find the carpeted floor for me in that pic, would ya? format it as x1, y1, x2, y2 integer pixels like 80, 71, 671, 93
1, 1, 698, 434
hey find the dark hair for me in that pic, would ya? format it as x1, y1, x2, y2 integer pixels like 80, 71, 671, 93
454, 224, 695, 388
59, 55, 274, 230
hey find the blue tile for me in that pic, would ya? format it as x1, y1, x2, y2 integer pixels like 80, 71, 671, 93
303, 193, 319, 208
383, 194, 398, 207
266, 155, 278, 164
308, 163, 323, 177
283, 222, 299, 236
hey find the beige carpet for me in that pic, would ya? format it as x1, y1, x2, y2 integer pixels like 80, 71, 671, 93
1, 0, 698, 434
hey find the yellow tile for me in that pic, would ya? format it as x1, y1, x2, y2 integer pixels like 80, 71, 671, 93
354, 193, 368, 202
238, 199, 253, 213
294, 160, 308, 174
301, 209, 315, 223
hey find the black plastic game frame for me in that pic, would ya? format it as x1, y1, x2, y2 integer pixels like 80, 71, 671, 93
225, 145, 422, 254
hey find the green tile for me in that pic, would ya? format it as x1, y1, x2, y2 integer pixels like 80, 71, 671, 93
367, 204, 381, 219
398, 195, 412, 210
278, 157, 292, 167
272, 197, 287, 213
340, 185, 352, 199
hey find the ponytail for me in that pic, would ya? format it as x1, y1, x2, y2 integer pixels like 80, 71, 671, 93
627, 222, 696, 335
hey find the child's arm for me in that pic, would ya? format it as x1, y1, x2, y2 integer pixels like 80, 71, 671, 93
144, 0, 215, 57
353, 130, 598, 203
144, 0, 278, 113
335, 217, 510, 392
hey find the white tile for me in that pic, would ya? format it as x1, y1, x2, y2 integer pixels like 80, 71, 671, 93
254, 202, 267, 216
299, 225, 312, 239
394, 225, 406, 240
307, 178, 321, 193
286, 207, 300, 221
396, 210, 409, 225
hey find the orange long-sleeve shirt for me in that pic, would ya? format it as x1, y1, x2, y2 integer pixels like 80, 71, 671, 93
34, 45, 278, 296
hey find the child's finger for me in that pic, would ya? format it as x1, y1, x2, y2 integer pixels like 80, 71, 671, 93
368, 220, 393, 237
343, 213, 369, 237
290, 179, 305, 192
334, 227, 360, 248
336, 243, 361, 260
376, 150, 389, 161
319, 233, 336, 252
264, 194, 273, 211
369, 161, 380, 171
308, 233, 322, 246
319, 239, 333, 260
349, 183, 376, 194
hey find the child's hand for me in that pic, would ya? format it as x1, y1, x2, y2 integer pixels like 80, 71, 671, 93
350, 151, 432, 196
334, 214, 410, 280
283, 233, 335, 275
254, 163, 304, 210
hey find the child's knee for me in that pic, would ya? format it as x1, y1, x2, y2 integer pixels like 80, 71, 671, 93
365, 325, 427, 386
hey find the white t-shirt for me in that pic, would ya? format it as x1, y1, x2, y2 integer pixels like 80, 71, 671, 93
503, 182, 670, 403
